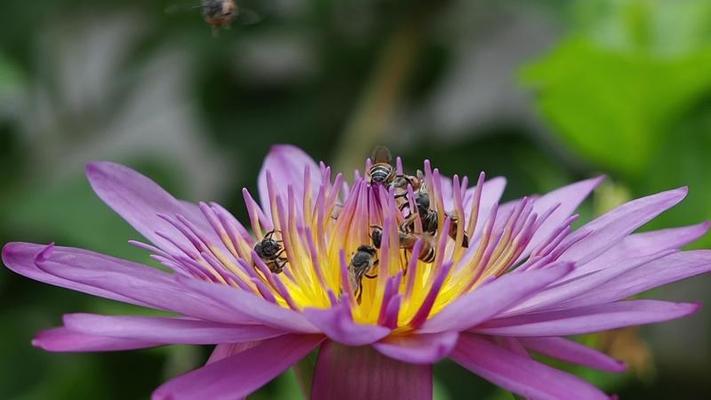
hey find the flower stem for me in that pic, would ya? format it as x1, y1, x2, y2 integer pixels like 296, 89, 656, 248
292, 351, 317, 399
332, 0, 451, 174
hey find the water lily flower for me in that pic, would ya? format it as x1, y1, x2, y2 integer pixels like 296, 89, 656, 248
3, 145, 710, 400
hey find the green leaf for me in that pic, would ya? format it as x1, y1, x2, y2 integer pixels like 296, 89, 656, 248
637, 102, 711, 247
522, 0, 711, 176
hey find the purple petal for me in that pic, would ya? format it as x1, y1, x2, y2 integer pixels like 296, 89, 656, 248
572, 222, 710, 277
208, 342, 262, 364
32, 327, 160, 352
463, 177, 507, 234
442, 175, 507, 214
63, 314, 285, 345
85, 161, 212, 253
419, 263, 573, 333
302, 303, 391, 346
14, 243, 249, 324
519, 337, 626, 372
373, 331, 458, 364
178, 276, 319, 333
451, 334, 609, 400
3, 242, 149, 307
522, 177, 604, 258
312, 341, 432, 400
474, 300, 700, 336
508, 251, 673, 315
257, 145, 321, 218
497, 336, 528, 356
153, 334, 323, 400
439, 175, 455, 210
559, 188, 688, 265
558, 250, 711, 309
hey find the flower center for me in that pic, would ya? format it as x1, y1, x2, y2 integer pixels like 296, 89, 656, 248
136, 156, 575, 330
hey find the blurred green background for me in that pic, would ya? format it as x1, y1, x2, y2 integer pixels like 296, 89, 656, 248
0, 0, 709, 398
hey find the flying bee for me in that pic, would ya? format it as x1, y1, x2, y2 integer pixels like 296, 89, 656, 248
202, 0, 237, 31
166, 0, 260, 35
253, 230, 287, 273
370, 224, 436, 264
367, 146, 396, 186
348, 245, 379, 303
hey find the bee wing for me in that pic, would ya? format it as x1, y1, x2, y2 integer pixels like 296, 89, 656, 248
371, 145, 393, 164
416, 169, 425, 181
236, 8, 263, 25
164, 2, 201, 14
414, 170, 428, 192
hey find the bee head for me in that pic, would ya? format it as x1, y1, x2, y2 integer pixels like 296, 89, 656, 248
370, 227, 383, 248
222, 0, 236, 16
255, 238, 281, 258
202, 0, 236, 20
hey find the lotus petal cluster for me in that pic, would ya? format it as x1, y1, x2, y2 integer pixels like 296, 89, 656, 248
3, 145, 709, 400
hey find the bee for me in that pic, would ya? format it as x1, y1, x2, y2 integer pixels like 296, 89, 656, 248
401, 189, 469, 248
412, 189, 439, 235
367, 146, 396, 186
202, 0, 237, 32
390, 170, 424, 207
348, 245, 379, 303
447, 213, 469, 248
370, 225, 436, 264
167, 0, 261, 35
253, 230, 287, 273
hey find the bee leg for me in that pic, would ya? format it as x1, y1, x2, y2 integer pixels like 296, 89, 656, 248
269, 257, 287, 273
330, 204, 343, 220
447, 219, 470, 248
354, 285, 363, 304
461, 234, 470, 248
276, 259, 288, 273
400, 215, 417, 232
330, 203, 344, 220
